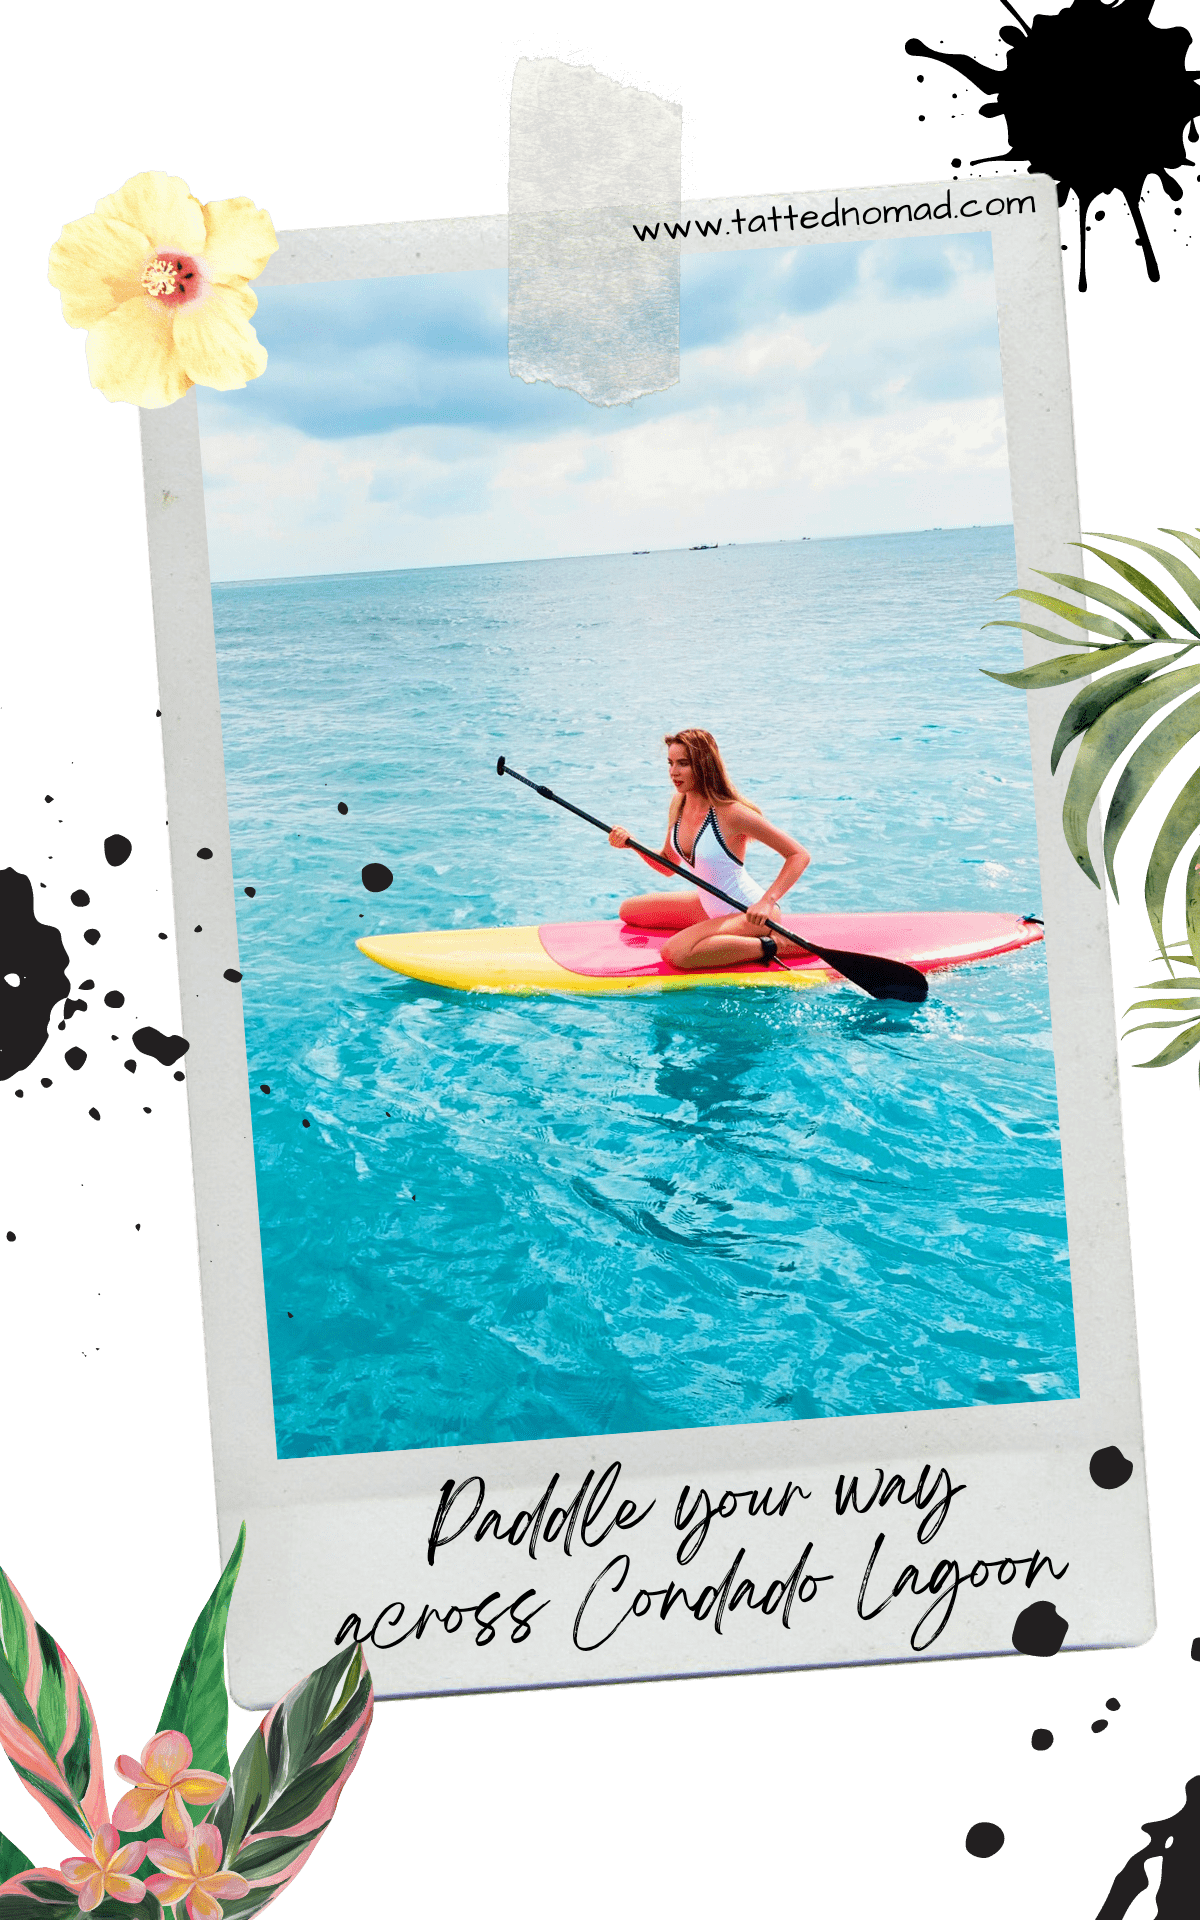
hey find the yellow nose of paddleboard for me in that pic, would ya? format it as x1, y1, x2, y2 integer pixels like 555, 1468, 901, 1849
355, 925, 829, 994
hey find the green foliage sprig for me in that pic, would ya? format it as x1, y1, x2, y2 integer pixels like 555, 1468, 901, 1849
985, 529, 1200, 1083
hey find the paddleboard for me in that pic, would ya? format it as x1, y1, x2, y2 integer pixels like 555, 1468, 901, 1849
356, 911, 1043, 995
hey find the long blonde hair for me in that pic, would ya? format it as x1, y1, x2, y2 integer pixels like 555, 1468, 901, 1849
664, 729, 761, 814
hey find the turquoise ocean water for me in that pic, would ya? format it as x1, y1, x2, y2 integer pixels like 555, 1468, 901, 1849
211, 527, 1078, 1459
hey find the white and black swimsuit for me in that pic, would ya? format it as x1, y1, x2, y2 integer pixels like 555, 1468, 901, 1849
672, 808, 761, 918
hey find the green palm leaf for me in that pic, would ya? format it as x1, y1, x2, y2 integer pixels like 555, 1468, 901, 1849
1188, 846, 1200, 972
1079, 541, 1200, 639
1085, 533, 1200, 628
1131, 1020, 1200, 1071
983, 639, 1143, 692
0, 1832, 32, 1884
999, 587, 1136, 642
1062, 663, 1200, 886
1144, 768, 1200, 962
1159, 527, 1200, 565
1036, 570, 1171, 640
156, 1524, 245, 1778
984, 618, 1110, 651
1103, 690, 1200, 896
1050, 657, 1162, 774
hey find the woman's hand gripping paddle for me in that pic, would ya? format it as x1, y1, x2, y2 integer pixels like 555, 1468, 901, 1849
496, 757, 929, 1003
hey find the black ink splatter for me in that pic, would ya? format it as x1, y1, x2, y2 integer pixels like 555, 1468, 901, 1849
1191, 1638, 1200, 1660
78, 979, 94, 991
1096, 1775, 1200, 1918
1031, 1727, 1054, 1749
88, 1108, 100, 1121
1093, 1718, 1109, 1732
362, 863, 394, 893
1091, 1445, 1134, 1488
244, 887, 256, 897
338, 802, 349, 815
62, 998, 86, 1021
302, 1118, 311, 1127
132, 1027, 190, 1067
0, 870, 70, 1080
225, 968, 243, 982
104, 834, 132, 867
65, 1047, 87, 1070
965, 1821, 1005, 1857
124, 1060, 136, 1072
906, 0, 1200, 290
259, 1084, 271, 1093
70, 889, 89, 907
83, 929, 100, 946
1108, 1696, 1121, 1710
1012, 1600, 1068, 1655
104, 990, 124, 1008
197, 847, 213, 860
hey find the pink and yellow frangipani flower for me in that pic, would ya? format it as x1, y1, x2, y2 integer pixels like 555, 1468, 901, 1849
113, 1731, 228, 1846
59, 1824, 148, 1911
146, 1823, 249, 1920
48, 171, 277, 408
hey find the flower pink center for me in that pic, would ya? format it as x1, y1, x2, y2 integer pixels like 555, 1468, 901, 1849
141, 252, 203, 306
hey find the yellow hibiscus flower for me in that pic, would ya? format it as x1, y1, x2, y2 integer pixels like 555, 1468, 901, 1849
48, 171, 278, 408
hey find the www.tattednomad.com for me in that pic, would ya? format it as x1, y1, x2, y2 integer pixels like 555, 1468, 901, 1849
631, 190, 1037, 242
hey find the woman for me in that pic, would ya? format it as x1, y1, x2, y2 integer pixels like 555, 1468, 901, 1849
608, 729, 810, 970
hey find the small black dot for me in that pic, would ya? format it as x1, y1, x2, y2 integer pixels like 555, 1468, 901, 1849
224, 968, 242, 982
260, 1083, 271, 1093
71, 889, 90, 907
287, 1311, 294, 1318
104, 990, 124, 1008
124, 1060, 137, 1073
919, 113, 925, 121
135, 1223, 140, 1230
951, 157, 961, 168
197, 847, 213, 860
244, 887, 256, 897
302, 1118, 311, 1128
83, 929, 101, 945
158, 932, 168, 941
45, 795, 53, 803
40, 1078, 51, 1088
965, 1822, 1004, 1858
88, 1108, 100, 1121
104, 834, 132, 867
1106, 1697, 1120, 1711
14, 1089, 23, 1098
338, 802, 348, 815
156, 709, 162, 717
1095, 209, 1105, 221
1090, 1447, 1133, 1490
78, 979, 94, 991
1031, 1729, 1053, 1750
195, 925, 203, 932
361, 863, 394, 893
5, 1232, 14, 1242
143, 1106, 151, 1113
173, 1070, 185, 1082
1092, 1719, 1108, 1733
65, 1047, 87, 1071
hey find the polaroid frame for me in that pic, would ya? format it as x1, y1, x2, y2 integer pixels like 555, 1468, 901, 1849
139, 175, 1154, 1706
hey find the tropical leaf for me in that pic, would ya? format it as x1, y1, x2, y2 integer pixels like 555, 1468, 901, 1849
1036, 570, 1171, 640
0, 1838, 32, 1886
1062, 662, 1200, 886
982, 639, 1144, 691
0, 1569, 106, 1851
209, 1644, 373, 1916
1125, 940, 1200, 1082
1078, 541, 1200, 639
999, 587, 1137, 643
1159, 527, 1200, 565
985, 617, 1111, 651
1103, 690, 1200, 896
1050, 657, 1163, 774
1085, 532, 1200, 629
1130, 1021, 1200, 1070
1188, 845, 1200, 973
1144, 769, 1200, 962
156, 1524, 245, 1779
0, 1879, 162, 1920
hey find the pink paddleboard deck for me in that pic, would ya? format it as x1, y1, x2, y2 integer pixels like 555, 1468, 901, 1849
537, 911, 1043, 979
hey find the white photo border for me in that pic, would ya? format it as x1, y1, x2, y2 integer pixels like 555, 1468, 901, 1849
139, 174, 1154, 1705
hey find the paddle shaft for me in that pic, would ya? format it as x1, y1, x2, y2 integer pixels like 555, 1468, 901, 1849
496, 758, 929, 1002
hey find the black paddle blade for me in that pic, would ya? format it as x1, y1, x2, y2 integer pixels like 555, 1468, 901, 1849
805, 942, 928, 1003
496, 756, 507, 775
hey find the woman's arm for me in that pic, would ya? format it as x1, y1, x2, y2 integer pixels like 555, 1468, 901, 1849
607, 823, 678, 876
724, 802, 811, 921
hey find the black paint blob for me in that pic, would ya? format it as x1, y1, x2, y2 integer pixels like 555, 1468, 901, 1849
1091, 1445, 1134, 1488
124, 1060, 136, 1073
1097, 1773, 1200, 1916
337, 802, 349, 815
83, 929, 100, 946
259, 1084, 271, 1093
104, 990, 124, 1008
70, 890, 90, 907
0, 870, 70, 1081
965, 1821, 1005, 1858
79, 979, 94, 991
1012, 1600, 1069, 1656
362, 863, 394, 893
5, 1231, 13, 1242
1093, 1718, 1109, 1732
62, 999, 87, 1022
1108, 1696, 1121, 1710
302, 1118, 311, 1127
65, 1047, 87, 1070
132, 1027, 190, 1067
103, 834, 132, 867
244, 887, 256, 897
1031, 1728, 1054, 1750
197, 847, 213, 860
224, 968, 243, 983
88, 1108, 99, 1121
173, 1070, 185, 1082
906, 1, 1200, 290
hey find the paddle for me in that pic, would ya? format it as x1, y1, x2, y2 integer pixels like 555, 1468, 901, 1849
496, 757, 929, 1003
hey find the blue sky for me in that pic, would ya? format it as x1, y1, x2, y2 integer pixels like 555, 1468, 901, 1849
197, 233, 1011, 579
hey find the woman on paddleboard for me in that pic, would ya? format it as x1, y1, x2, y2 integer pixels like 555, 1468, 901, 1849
608, 729, 810, 970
